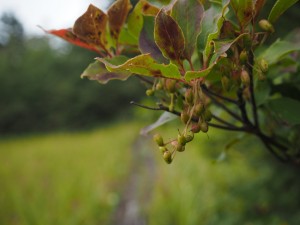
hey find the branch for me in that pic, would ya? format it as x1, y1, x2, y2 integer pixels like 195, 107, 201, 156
201, 84, 238, 104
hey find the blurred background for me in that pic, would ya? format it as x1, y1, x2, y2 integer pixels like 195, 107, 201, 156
1, 1, 300, 224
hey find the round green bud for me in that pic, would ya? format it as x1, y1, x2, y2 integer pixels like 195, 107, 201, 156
146, 89, 154, 96
181, 112, 189, 124
259, 58, 268, 73
204, 109, 212, 122
194, 102, 204, 116
177, 134, 186, 145
153, 134, 164, 146
163, 151, 172, 164
185, 88, 194, 105
184, 133, 194, 143
176, 143, 185, 152
200, 122, 209, 133
155, 82, 163, 90
239, 50, 248, 64
165, 79, 177, 93
221, 76, 230, 92
259, 19, 274, 33
191, 123, 201, 133
241, 70, 250, 86
159, 146, 168, 153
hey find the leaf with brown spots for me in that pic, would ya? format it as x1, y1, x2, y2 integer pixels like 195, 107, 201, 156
154, 9, 185, 65
41, 27, 101, 54
231, 0, 254, 28
171, 0, 204, 61
73, 4, 108, 51
108, 0, 132, 41
81, 56, 131, 84
140, 0, 160, 16
98, 54, 181, 79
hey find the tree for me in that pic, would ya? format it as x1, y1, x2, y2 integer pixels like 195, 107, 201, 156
45, 0, 300, 165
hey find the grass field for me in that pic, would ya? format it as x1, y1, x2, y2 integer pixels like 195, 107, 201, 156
0, 121, 299, 225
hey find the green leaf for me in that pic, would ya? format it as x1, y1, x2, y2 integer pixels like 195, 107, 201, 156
267, 97, 300, 126
268, 0, 299, 24
140, 112, 178, 135
258, 39, 300, 66
213, 33, 249, 57
81, 56, 131, 84
197, 0, 230, 62
171, 0, 204, 61
185, 67, 213, 81
139, 16, 167, 64
98, 54, 181, 79
231, 0, 254, 27
154, 9, 185, 65
119, 27, 138, 45
127, 1, 144, 39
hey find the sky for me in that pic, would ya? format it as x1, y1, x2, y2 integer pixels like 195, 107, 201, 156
0, 0, 110, 35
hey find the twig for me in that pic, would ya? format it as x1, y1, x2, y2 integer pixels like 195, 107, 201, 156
201, 84, 238, 104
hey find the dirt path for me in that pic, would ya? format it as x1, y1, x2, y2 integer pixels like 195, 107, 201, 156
110, 135, 156, 225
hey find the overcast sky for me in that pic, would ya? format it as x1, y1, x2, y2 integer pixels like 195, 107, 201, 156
0, 0, 110, 35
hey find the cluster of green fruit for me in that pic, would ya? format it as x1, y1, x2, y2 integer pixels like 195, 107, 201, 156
148, 78, 214, 164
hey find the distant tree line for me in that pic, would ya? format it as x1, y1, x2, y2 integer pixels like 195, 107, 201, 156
0, 13, 144, 135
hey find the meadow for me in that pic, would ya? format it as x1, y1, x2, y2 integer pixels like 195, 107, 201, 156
1, 120, 299, 225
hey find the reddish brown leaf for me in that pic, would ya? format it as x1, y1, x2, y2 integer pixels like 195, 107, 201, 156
42, 27, 101, 54
73, 4, 108, 49
254, 0, 266, 19
108, 0, 132, 40
154, 9, 185, 65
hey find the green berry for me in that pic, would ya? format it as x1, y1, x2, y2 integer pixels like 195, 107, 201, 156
259, 58, 268, 73
194, 102, 204, 116
146, 89, 154, 96
181, 112, 189, 124
176, 143, 185, 152
153, 134, 164, 146
200, 122, 209, 133
156, 82, 163, 90
163, 151, 172, 164
241, 70, 250, 86
159, 146, 168, 153
204, 109, 212, 122
184, 133, 194, 143
259, 19, 274, 33
185, 88, 194, 105
177, 134, 186, 145
165, 79, 177, 93
239, 50, 248, 64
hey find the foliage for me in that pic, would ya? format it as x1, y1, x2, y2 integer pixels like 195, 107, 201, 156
46, 0, 300, 165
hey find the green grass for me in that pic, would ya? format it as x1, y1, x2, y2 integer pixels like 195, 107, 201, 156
0, 121, 299, 225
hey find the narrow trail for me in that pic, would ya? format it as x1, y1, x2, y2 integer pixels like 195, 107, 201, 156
110, 135, 156, 225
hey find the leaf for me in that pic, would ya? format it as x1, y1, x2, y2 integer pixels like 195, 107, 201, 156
41, 27, 101, 54
81, 56, 131, 84
171, 0, 204, 61
254, 0, 266, 18
108, 0, 132, 40
140, 112, 178, 135
185, 66, 213, 81
231, 0, 254, 27
127, 1, 144, 39
140, 0, 160, 16
73, 4, 108, 50
154, 9, 185, 65
268, 0, 299, 23
213, 33, 249, 57
258, 39, 300, 66
98, 54, 182, 79
139, 16, 167, 64
197, 0, 230, 62
267, 97, 300, 126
